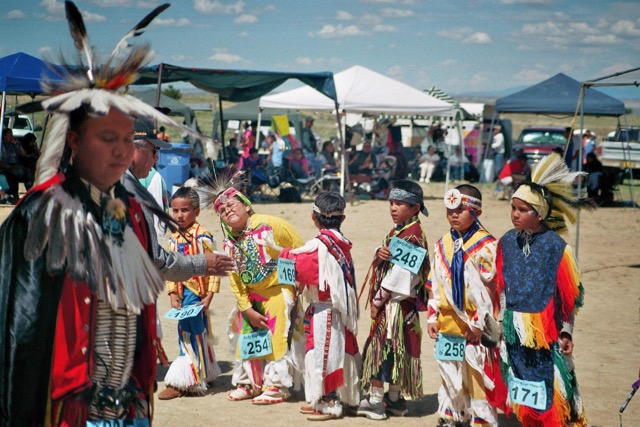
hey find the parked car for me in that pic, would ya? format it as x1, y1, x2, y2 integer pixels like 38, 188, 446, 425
513, 126, 566, 164
2, 114, 41, 139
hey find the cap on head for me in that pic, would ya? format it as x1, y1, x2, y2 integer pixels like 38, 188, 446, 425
134, 119, 171, 149
305, 116, 314, 123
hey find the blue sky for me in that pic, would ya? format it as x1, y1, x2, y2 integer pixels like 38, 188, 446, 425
2, 0, 640, 96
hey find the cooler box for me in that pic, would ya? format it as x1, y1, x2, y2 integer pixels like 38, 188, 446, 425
157, 143, 191, 192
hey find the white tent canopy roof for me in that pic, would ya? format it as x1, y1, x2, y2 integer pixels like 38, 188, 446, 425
260, 65, 454, 117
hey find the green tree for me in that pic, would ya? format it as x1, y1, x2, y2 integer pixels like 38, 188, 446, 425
162, 85, 182, 100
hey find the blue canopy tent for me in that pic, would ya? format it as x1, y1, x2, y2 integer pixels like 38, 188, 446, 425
495, 73, 625, 116
494, 72, 626, 257
0, 52, 63, 135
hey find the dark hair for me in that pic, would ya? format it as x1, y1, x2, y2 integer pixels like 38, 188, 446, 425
313, 192, 346, 230
455, 184, 482, 201
171, 186, 200, 209
249, 147, 258, 155
2, 128, 12, 137
322, 140, 334, 151
229, 137, 237, 144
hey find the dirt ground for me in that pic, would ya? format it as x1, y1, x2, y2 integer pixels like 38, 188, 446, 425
1, 181, 638, 426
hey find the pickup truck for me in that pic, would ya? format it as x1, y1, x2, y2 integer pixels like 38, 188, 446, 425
2, 114, 40, 139
598, 126, 640, 173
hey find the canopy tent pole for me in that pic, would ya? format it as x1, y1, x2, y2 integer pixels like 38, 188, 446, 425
575, 84, 586, 258
218, 96, 226, 160
0, 91, 6, 137
255, 108, 263, 150
336, 105, 348, 198
620, 114, 636, 206
154, 63, 163, 109
457, 110, 466, 182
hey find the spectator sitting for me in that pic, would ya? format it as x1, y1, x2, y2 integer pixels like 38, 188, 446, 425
348, 141, 376, 176
584, 152, 604, 200
288, 148, 311, 180
448, 146, 469, 180
418, 145, 440, 183
225, 137, 241, 169
243, 147, 270, 185
0, 128, 33, 198
20, 132, 40, 175
317, 140, 338, 175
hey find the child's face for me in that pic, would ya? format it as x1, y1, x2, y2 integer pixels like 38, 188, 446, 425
218, 197, 251, 232
511, 197, 541, 231
389, 200, 420, 224
171, 197, 200, 231
446, 205, 478, 234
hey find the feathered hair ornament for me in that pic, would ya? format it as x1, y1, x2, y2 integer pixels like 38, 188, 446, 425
194, 169, 251, 212
35, 1, 213, 185
512, 153, 595, 234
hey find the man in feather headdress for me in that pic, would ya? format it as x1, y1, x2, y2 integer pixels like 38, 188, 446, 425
0, 2, 219, 425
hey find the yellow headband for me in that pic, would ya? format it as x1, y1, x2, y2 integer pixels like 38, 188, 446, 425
512, 184, 549, 219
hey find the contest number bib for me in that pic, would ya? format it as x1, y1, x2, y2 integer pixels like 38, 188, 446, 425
163, 304, 204, 320
239, 329, 273, 360
435, 333, 466, 361
277, 258, 296, 285
509, 377, 547, 410
388, 237, 427, 274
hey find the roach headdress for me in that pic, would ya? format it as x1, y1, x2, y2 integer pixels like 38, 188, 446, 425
512, 153, 595, 234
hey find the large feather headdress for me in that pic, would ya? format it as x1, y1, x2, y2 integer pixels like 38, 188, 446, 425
512, 153, 595, 234
35, 1, 212, 185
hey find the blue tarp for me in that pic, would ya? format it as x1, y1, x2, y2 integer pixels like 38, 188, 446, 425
0, 52, 62, 95
495, 73, 625, 117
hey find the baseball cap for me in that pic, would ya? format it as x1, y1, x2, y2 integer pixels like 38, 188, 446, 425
305, 116, 314, 123
133, 119, 171, 149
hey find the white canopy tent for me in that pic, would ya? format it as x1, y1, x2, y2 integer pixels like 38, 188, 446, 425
260, 65, 455, 194
260, 65, 454, 116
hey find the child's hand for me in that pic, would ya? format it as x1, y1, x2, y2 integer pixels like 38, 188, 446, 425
200, 292, 213, 311
370, 304, 381, 320
465, 325, 482, 344
427, 323, 439, 339
560, 333, 573, 355
170, 293, 181, 310
245, 307, 269, 329
376, 246, 391, 262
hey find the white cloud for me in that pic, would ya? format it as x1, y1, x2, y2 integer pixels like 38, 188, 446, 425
336, 11, 353, 21
313, 24, 367, 38
85, 0, 131, 6
234, 14, 257, 24
39, 46, 53, 55
295, 57, 312, 65
381, 8, 414, 18
171, 54, 188, 62
155, 17, 191, 27
238, 31, 249, 37
387, 65, 403, 77
40, 0, 64, 17
82, 10, 106, 23
363, 0, 417, 4
611, 20, 640, 38
7, 10, 26, 19
439, 59, 457, 67
373, 24, 396, 33
498, 0, 551, 4
194, 0, 244, 14
514, 68, 549, 85
464, 32, 491, 44
209, 48, 242, 63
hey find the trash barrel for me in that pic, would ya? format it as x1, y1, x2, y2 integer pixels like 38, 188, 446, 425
157, 143, 191, 192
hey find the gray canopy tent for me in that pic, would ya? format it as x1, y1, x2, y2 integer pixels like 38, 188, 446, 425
135, 64, 338, 156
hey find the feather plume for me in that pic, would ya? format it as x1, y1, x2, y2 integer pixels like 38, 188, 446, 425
64, 1, 94, 82
527, 153, 596, 234
109, 3, 170, 60
34, 114, 68, 185
195, 170, 247, 209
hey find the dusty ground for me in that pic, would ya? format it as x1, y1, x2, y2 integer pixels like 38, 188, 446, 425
1, 181, 639, 426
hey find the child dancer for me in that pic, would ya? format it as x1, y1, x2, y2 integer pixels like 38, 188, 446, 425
280, 192, 360, 421
358, 179, 430, 420
158, 187, 221, 399
497, 153, 591, 426
427, 185, 502, 427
